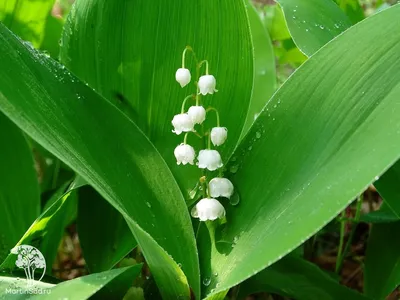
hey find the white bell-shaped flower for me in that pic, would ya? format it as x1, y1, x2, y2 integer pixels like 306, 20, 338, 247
211, 127, 228, 146
198, 75, 218, 95
191, 198, 225, 221
187, 106, 206, 124
172, 113, 194, 135
175, 68, 191, 88
209, 178, 234, 198
197, 149, 223, 171
174, 144, 195, 165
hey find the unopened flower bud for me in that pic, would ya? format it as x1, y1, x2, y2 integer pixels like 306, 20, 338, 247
172, 113, 194, 135
197, 149, 223, 171
175, 68, 191, 88
191, 198, 225, 221
211, 127, 227, 146
188, 106, 206, 124
198, 75, 218, 95
174, 144, 195, 165
209, 178, 234, 198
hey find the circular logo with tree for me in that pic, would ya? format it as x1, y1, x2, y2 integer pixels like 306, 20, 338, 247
10, 245, 46, 286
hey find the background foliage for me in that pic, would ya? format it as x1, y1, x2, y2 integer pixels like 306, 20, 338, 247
1, 0, 400, 299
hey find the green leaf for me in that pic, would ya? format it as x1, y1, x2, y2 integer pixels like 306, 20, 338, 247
276, 0, 352, 56
241, 2, 276, 138
0, 112, 40, 262
59, 0, 253, 199
78, 186, 137, 273
238, 255, 369, 300
0, 24, 198, 299
40, 15, 64, 58
0, 0, 55, 47
262, 5, 292, 41
0, 276, 53, 299
364, 222, 400, 299
335, 0, 365, 24
364, 160, 400, 298
374, 160, 400, 216
30, 265, 142, 300
359, 206, 400, 223
0, 180, 78, 272
199, 4, 400, 296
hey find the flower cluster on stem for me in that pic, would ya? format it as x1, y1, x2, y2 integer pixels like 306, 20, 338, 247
172, 46, 234, 222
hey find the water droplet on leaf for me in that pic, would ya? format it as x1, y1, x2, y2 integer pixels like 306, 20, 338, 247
230, 165, 239, 174
230, 192, 240, 206
202, 277, 211, 286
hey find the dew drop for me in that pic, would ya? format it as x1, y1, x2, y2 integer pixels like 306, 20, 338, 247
248, 146, 253, 151
230, 192, 240, 206
319, 25, 325, 29
374, 175, 380, 181
230, 165, 239, 174
146, 202, 151, 208
214, 272, 218, 277
255, 131, 261, 139
202, 277, 211, 286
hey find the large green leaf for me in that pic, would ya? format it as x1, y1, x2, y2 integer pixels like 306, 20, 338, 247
0, 0, 55, 47
276, 0, 352, 56
78, 186, 137, 273
59, 0, 253, 198
0, 266, 141, 300
238, 255, 369, 300
0, 180, 79, 272
0, 24, 199, 299
30, 265, 142, 300
0, 112, 40, 262
241, 2, 276, 139
364, 160, 400, 299
199, 4, 400, 296
364, 222, 400, 299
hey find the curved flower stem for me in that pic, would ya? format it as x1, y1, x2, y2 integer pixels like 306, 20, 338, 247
181, 94, 195, 113
206, 107, 220, 127
184, 132, 203, 145
182, 46, 198, 68
198, 60, 209, 75
207, 131, 211, 149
